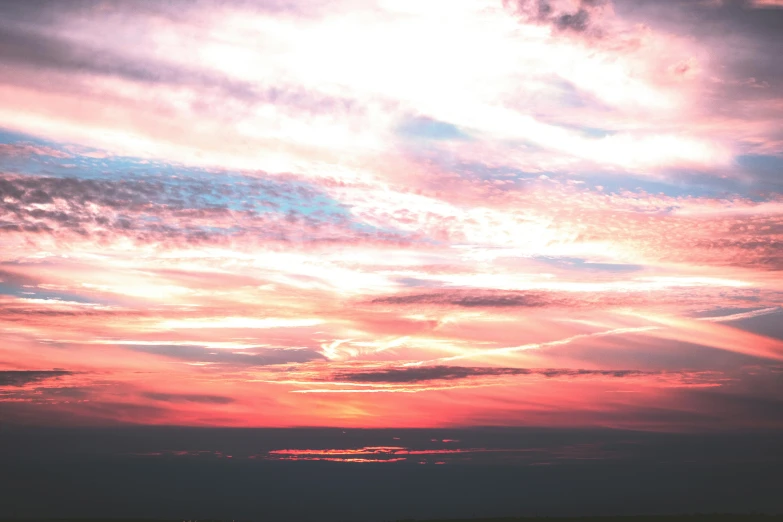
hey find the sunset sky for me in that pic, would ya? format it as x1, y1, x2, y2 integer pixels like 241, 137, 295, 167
1, 0, 782, 436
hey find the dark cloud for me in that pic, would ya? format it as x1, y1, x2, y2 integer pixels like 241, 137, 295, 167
510, 0, 607, 34
34, 386, 91, 399
613, 0, 783, 44
0, 24, 184, 88
371, 290, 563, 308
0, 309, 142, 323
0, 0, 324, 27
369, 289, 651, 308
0, 370, 73, 386
555, 9, 590, 32
0, 173, 415, 247
535, 256, 644, 273
0, 385, 92, 402
124, 343, 325, 367
142, 392, 235, 404
0, 268, 38, 287
693, 235, 783, 271
613, 0, 783, 103
332, 365, 651, 384
0, 9, 360, 117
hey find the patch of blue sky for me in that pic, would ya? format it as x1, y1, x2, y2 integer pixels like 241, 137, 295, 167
0, 128, 437, 243
158, 174, 353, 219
690, 306, 777, 319
196, 225, 244, 236
440, 160, 543, 183
0, 127, 355, 220
575, 155, 782, 201
735, 154, 783, 194
526, 76, 615, 113
707, 307, 783, 342
576, 126, 617, 139
393, 277, 442, 288
1, 134, 435, 246
0, 128, 171, 178
0, 281, 101, 304
565, 171, 728, 198
0, 128, 56, 148
409, 134, 771, 200
396, 116, 472, 142
737, 154, 783, 174
659, 166, 780, 201
549, 122, 617, 139
408, 151, 697, 198
534, 256, 644, 273
538, 167, 772, 200
346, 219, 438, 245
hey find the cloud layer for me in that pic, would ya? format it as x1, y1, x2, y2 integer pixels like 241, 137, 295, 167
0, 0, 782, 430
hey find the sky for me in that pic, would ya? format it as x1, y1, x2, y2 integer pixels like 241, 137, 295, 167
1, 0, 783, 447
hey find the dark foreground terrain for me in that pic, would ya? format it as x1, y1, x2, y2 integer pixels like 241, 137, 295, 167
3, 428, 783, 521
0, 513, 783, 522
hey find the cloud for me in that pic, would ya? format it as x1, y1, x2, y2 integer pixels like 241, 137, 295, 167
0, 385, 92, 402
750, 0, 783, 7
0, 370, 73, 386
0, 172, 416, 248
371, 291, 562, 308
123, 343, 325, 367
332, 365, 651, 384
141, 392, 235, 404
368, 288, 683, 309
0, 19, 362, 116
0, 142, 71, 159
509, 0, 609, 34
